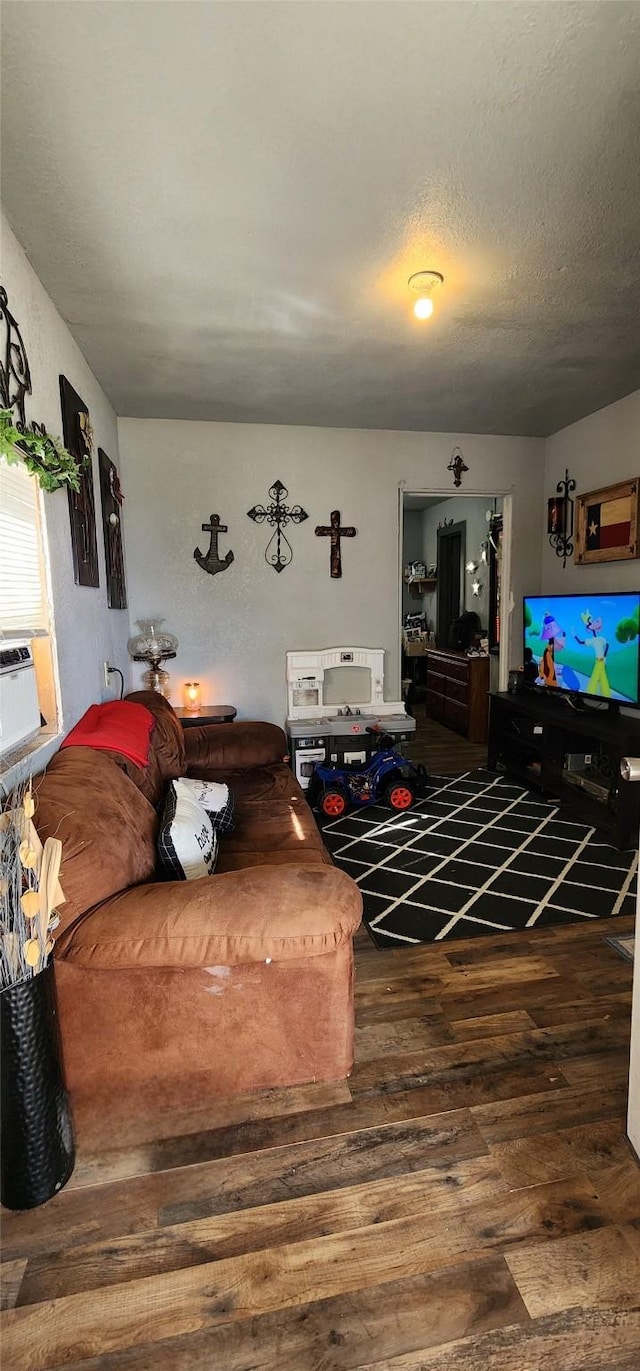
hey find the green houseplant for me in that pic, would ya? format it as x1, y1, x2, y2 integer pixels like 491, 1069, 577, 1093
0, 407, 81, 493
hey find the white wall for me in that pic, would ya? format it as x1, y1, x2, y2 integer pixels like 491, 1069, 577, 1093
542, 390, 640, 595
1, 212, 130, 731
118, 418, 544, 725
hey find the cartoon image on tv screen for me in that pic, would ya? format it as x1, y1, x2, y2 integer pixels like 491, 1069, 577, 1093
524, 594, 640, 704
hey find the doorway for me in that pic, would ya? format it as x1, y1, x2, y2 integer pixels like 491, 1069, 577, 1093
400, 490, 509, 772
436, 521, 465, 649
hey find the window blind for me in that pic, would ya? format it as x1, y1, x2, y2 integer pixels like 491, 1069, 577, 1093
0, 456, 49, 635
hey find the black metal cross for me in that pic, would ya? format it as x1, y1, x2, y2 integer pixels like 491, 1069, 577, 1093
247, 479, 308, 573
447, 447, 468, 488
314, 509, 357, 578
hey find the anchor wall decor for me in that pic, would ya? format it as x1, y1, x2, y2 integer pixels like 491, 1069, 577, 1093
315, 509, 357, 578
194, 513, 234, 576
247, 479, 308, 573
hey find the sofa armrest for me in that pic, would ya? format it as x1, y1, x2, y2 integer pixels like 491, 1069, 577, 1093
56, 864, 362, 970
184, 721, 287, 775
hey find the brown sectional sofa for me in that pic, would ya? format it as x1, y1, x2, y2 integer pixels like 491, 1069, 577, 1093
34, 693, 362, 1125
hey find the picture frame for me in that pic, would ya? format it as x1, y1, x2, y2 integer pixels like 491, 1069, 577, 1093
575, 477, 639, 565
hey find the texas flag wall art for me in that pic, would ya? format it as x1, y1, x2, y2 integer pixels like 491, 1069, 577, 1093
575, 477, 639, 565
586, 497, 630, 551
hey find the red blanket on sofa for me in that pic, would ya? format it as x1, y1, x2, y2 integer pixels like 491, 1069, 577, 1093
61, 701, 154, 769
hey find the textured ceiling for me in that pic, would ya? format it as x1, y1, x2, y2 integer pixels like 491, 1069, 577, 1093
2, 1, 640, 436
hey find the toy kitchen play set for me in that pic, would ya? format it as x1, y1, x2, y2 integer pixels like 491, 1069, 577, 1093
286, 647, 415, 789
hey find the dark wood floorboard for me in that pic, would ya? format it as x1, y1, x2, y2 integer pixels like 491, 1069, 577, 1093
406, 710, 488, 775
1, 913, 638, 1370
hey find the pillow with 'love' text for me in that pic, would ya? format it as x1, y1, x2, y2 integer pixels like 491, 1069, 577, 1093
157, 779, 218, 881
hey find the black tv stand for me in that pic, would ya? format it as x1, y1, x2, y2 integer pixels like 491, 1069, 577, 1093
488, 691, 640, 849
565, 693, 589, 711
563, 691, 621, 718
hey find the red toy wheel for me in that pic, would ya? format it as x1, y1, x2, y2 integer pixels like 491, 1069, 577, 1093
321, 788, 347, 818
387, 782, 415, 810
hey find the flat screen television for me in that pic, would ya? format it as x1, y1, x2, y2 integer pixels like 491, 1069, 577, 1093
523, 592, 640, 707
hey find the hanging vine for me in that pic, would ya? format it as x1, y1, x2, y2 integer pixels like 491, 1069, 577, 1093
0, 408, 81, 492
0, 287, 81, 493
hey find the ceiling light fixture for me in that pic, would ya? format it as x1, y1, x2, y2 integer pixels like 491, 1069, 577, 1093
408, 270, 444, 321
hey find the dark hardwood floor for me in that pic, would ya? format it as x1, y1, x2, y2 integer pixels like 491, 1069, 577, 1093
406, 711, 488, 775
1, 915, 639, 1369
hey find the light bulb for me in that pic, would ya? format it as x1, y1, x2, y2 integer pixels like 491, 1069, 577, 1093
414, 296, 434, 321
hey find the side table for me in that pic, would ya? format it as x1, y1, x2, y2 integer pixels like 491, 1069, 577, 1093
174, 706, 237, 728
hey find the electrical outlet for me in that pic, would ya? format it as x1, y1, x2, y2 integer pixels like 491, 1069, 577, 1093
103, 661, 111, 689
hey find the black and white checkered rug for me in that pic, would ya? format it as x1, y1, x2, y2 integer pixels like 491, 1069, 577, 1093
321, 769, 638, 947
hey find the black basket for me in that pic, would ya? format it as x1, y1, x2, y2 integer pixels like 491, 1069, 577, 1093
1, 962, 75, 1210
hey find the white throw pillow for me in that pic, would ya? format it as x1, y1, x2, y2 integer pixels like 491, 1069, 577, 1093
158, 779, 218, 881
176, 776, 235, 833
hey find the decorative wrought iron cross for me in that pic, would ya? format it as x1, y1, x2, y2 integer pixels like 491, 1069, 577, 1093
314, 509, 357, 578
247, 479, 308, 573
447, 446, 468, 487
0, 286, 32, 425
194, 513, 234, 577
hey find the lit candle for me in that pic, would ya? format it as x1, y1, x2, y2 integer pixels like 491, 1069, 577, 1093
183, 681, 201, 712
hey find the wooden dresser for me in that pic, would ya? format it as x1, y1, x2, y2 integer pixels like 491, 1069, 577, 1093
424, 649, 490, 743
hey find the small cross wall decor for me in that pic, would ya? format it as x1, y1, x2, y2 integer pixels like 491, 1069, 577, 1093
447, 446, 469, 488
315, 509, 357, 578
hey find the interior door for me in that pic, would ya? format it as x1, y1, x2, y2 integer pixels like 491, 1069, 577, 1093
436, 522, 465, 649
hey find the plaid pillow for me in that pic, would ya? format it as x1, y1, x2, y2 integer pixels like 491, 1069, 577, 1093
175, 777, 235, 834
158, 781, 218, 881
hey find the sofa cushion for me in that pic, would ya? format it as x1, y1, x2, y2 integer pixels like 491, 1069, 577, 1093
206, 762, 331, 870
158, 780, 218, 881
185, 720, 286, 773
34, 748, 158, 935
56, 864, 363, 968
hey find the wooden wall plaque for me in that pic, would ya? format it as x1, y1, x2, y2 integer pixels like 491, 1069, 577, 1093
98, 448, 127, 609
59, 375, 99, 587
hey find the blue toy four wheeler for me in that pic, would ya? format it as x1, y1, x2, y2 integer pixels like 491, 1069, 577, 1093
308, 727, 427, 820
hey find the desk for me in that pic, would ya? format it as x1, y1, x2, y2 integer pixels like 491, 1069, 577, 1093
175, 706, 237, 728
